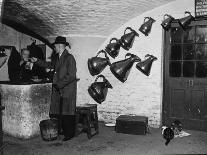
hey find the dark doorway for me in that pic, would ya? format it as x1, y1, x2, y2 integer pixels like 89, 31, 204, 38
163, 19, 207, 131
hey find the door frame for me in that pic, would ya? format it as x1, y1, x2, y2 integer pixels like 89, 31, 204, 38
162, 21, 168, 126
162, 18, 207, 128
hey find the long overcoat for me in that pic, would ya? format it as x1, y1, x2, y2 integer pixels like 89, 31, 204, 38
36, 49, 77, 115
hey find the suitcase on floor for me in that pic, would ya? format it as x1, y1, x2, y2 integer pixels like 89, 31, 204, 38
115, 115, 148, 135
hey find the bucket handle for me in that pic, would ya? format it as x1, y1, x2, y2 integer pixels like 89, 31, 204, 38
144, 17, 150, 22
125, 53, 141, 62
144, 17, 156, 23
124, 27, 139, 37
184, 11, 191, 16
164, 14, 174, 20
94, 74, 113, 88
109, 38, 119, 43
145, 54, 157, 60
96, 50, 110, 62
94, 74, 106, 82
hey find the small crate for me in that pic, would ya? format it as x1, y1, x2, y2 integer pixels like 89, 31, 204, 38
115, 115, 148, 135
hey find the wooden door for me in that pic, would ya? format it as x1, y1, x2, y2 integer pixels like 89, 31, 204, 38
163, 19, 207, 131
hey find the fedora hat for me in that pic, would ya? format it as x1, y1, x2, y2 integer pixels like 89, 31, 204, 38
52, 36, 69, 46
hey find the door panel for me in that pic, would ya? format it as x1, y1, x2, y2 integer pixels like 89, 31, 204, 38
185, 119, 202, 130
171, 44, 182, 60
200, 120, 207, 130
169, 62, 181, 77
170, 89, 185, 118
183, 44, 195, 60
183, 61, 195, 77
196, 61, 207, 77
163, 19, 207, 131
190, 89, 204, 118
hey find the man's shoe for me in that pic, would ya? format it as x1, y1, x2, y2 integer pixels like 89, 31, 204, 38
62, 137, 72, 141
59, 130, 64, 135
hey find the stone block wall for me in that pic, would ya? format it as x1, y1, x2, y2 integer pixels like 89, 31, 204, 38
0, 0, 195, 128
75, 0, 195, 128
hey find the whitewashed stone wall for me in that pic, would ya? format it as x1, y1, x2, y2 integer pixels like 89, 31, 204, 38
77, 0, 195, 128
0, 0, 195, 128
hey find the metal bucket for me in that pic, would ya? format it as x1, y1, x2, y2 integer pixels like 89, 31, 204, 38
39, 118, 58, 141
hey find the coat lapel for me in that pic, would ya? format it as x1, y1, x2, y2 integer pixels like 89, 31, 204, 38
55, 50, 68, 70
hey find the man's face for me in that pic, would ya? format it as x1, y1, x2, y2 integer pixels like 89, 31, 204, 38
21, 50, 30, 61
54, 44, 65, 53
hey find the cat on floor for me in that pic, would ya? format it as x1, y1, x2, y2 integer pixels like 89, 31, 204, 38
161, 119, 183, 145
171, 119, 183, 135
161, 126, 174, 145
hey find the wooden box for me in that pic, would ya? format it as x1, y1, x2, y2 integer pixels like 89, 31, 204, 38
115, 115, 148, 135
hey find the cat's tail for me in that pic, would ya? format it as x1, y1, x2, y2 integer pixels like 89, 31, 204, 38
165, 139, 171, 145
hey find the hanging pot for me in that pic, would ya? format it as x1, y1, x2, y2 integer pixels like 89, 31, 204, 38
110, 53, 141, 83
120, 27, 139, 51
88, 74, 113, 104
178, 11, 194, 30
136, 54, 157, 76
105, 38, 121, 59
88, 50, 111, 76
161, 14, 175, 31
139, 17, 156, 36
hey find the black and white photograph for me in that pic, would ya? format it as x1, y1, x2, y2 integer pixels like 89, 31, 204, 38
0, 0, 207, 155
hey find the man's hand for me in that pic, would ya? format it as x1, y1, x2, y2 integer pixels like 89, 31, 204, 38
23, 57, 29, 62
52, 83, 59, 91
19, 60, 24, 66
52, 84, 63, 96
30, 57, 38, 63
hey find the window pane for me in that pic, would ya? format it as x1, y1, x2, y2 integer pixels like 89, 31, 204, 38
196, 26, 207, 43
183, 27, 194, 43
196, 61, 207, 77
171, 44, 182, 60
171, 27, 183, 43
169, 61, 181, 77
183, 44, 195, 60
183, 61, 195, 77
195, 44, 207, 60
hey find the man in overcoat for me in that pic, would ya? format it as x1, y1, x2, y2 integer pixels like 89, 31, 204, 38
31, 36, 77, 141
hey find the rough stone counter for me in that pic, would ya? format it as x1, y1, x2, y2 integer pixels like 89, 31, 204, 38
0, 81, 52, 139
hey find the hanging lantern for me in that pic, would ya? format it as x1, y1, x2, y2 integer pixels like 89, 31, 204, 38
136, 54, 157, 76
139, 17, 156, 36
88, 50, 111, 76
110, 53, 141, 83
88, 74, 113, 104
